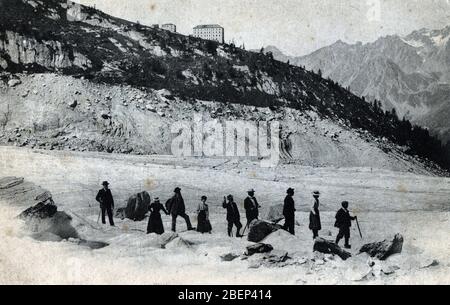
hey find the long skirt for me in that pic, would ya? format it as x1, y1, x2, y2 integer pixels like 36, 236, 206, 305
197, 210, 212, 233
147, 212, 164, 235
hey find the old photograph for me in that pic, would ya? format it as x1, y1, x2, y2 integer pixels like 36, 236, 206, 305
0, 0, 449, 288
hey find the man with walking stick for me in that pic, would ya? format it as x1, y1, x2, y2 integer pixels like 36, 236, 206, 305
96, 181, 115, 226
242, 189, 260, 235
334, 201, 358, 249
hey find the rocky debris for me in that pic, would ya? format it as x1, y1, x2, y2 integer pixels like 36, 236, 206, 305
220, 253, 240, 262
247, 220, 281, 243
7, 78, 21, 87
359, 234, 404, 260
263, 204, 284, 223
313, 238, 351, 260
0, 177, 24, 189
125, 191, 150, 221
245, 243, 274, 256
247, 250, 290, 269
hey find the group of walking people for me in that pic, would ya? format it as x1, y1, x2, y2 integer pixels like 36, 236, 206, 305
96, 182, 358, 248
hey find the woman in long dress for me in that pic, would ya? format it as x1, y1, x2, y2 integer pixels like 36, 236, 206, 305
197, 196, 212, 234
147, 197, 169, 235
309, 191, 322, 239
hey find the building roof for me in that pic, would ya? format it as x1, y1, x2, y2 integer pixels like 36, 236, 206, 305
193, 24, 223, 29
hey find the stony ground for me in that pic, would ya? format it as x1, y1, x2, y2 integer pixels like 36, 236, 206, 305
0, 146, 449, 284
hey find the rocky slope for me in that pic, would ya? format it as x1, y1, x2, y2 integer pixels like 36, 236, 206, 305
0, 0, 449, 172
263, 26, 450, 142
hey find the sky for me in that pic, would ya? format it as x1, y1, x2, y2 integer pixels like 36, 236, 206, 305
76, 0, 450, 56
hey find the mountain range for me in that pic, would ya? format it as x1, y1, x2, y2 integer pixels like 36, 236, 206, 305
261, 26, 450, 142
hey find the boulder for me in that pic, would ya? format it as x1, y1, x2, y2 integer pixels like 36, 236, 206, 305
125, 191, 151, 221
359, 234, 404, 260
24, 211, 79, 240
247, 219, 281, 243
245, 243, 274, 256
313, 238, 352, 260
7, 78, 21, 87
263, 204, 284, 223
19, 202, 57, 219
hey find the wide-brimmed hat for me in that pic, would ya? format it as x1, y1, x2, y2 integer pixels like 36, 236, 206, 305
247, 188, 255, 193
227, 194, 233, 199
154, 197, 160, 202
313, 191, 320, 196
174, 187, 181, 192
102, 181, 109, 186
287, 188, 295, 194
201, 195, 207, 201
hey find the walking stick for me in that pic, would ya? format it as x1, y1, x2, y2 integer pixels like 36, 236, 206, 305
242, 221, 249, 235
355, 217, 363, 239
97, 210, 101, 224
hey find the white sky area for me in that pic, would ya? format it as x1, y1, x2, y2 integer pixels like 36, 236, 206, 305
75, 0, 450, 56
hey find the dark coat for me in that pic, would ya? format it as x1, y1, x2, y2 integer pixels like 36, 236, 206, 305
166, 193, 185, 216
309, 206, 321, 231
223, 200, 240, 222
244, 196, 260, 221
283, 195, 296, 218
147, 202, 168, 235
335, 208, 355, 228
96, 189, 114, 208
197, 204, 212, 233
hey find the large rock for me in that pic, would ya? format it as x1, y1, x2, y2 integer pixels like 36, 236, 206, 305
24, 210, 79, 240
245, 243, 274, 256
263, 204, 284, 223
247, 220, 281, 243
313, 238, 352, 260
19, 201, 57, 219
125, 191, 151, 221
7, 78, 21, 87
359, 234, 404, 260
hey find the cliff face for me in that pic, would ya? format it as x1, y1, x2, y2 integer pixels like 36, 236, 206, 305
0, 30, 92, 71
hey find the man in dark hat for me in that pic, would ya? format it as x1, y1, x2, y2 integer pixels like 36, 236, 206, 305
244, 189, 260, 225
96, 181, 115, 226
166, 187, 193, 232
283, 188, 296, 235
223, 195, 243, 237
335, 201, 357, 249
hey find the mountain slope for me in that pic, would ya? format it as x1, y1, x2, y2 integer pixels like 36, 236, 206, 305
265, 27, 450, 142
0, 0, 449, 172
